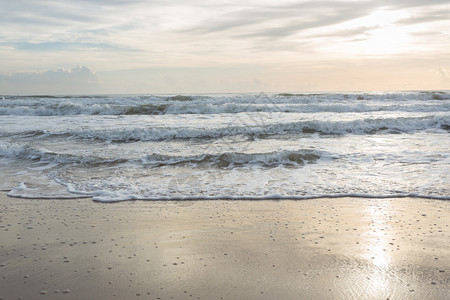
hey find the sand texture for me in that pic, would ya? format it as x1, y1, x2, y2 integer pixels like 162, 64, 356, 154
0, 193, 449, 299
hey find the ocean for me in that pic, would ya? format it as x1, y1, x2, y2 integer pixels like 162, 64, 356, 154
0, 91, 449, 202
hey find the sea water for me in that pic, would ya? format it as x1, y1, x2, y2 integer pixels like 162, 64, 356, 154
0, 91, 449, 202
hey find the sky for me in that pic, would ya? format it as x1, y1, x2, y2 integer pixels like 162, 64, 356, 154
0, 0, 449, 94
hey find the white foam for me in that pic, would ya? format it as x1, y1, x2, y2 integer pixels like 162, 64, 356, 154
90, 193, 450, 203
1, 92, 449, 116
1, 92, 449, 201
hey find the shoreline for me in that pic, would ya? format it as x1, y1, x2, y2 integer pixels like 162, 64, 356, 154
4, 190, 450, 202
1, 192, 449, 299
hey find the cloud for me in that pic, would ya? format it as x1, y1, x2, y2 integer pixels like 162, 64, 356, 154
437, 68, 450, 82
304, 26, 379, 39
0, 66, 100, 95
182, 1, 374, 37
396, 7, 450, 25
10, 41, 136, 52
0, 0, 141, 45
382, 0, 450, 9
1, 0, 449, 93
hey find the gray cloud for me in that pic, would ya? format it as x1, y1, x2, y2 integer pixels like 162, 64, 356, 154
238, 10, 370, 39
9, 41, 138, 52
1, 1, 98, 26
183, 1, 374, 36
382, 0, 450, 9
396, 9, 450, 25
179, 0, 450, 43
0, 66, 100, 95
173, 1, 380, 55
3, 0, 449, 51
0, 0, 142, 41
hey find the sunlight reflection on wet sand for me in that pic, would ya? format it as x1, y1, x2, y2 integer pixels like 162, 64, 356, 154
1, 194, 448, 299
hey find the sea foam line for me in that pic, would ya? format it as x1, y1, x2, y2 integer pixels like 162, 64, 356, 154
89, 193, 450, 202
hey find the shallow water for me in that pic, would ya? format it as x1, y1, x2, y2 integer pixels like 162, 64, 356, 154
1, 91, 449, 201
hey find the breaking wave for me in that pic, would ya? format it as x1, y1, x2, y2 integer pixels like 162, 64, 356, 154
0, 141, 321, 168
10, 115, 445, 142
141, 150, 321, 168
0, 142, 126, 165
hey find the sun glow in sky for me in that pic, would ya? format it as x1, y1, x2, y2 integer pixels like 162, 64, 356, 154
343, 9, 411, 55
0, 0, 449, 94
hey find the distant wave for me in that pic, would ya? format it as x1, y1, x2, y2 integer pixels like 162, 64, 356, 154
1, 91, 449, 116
1, 102, 449, 116
2, 90, 448, 100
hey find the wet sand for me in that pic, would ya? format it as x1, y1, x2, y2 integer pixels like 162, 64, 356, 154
0, 192, 449, 299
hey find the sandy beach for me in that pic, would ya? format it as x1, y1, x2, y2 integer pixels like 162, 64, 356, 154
0, 192, 449, 299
